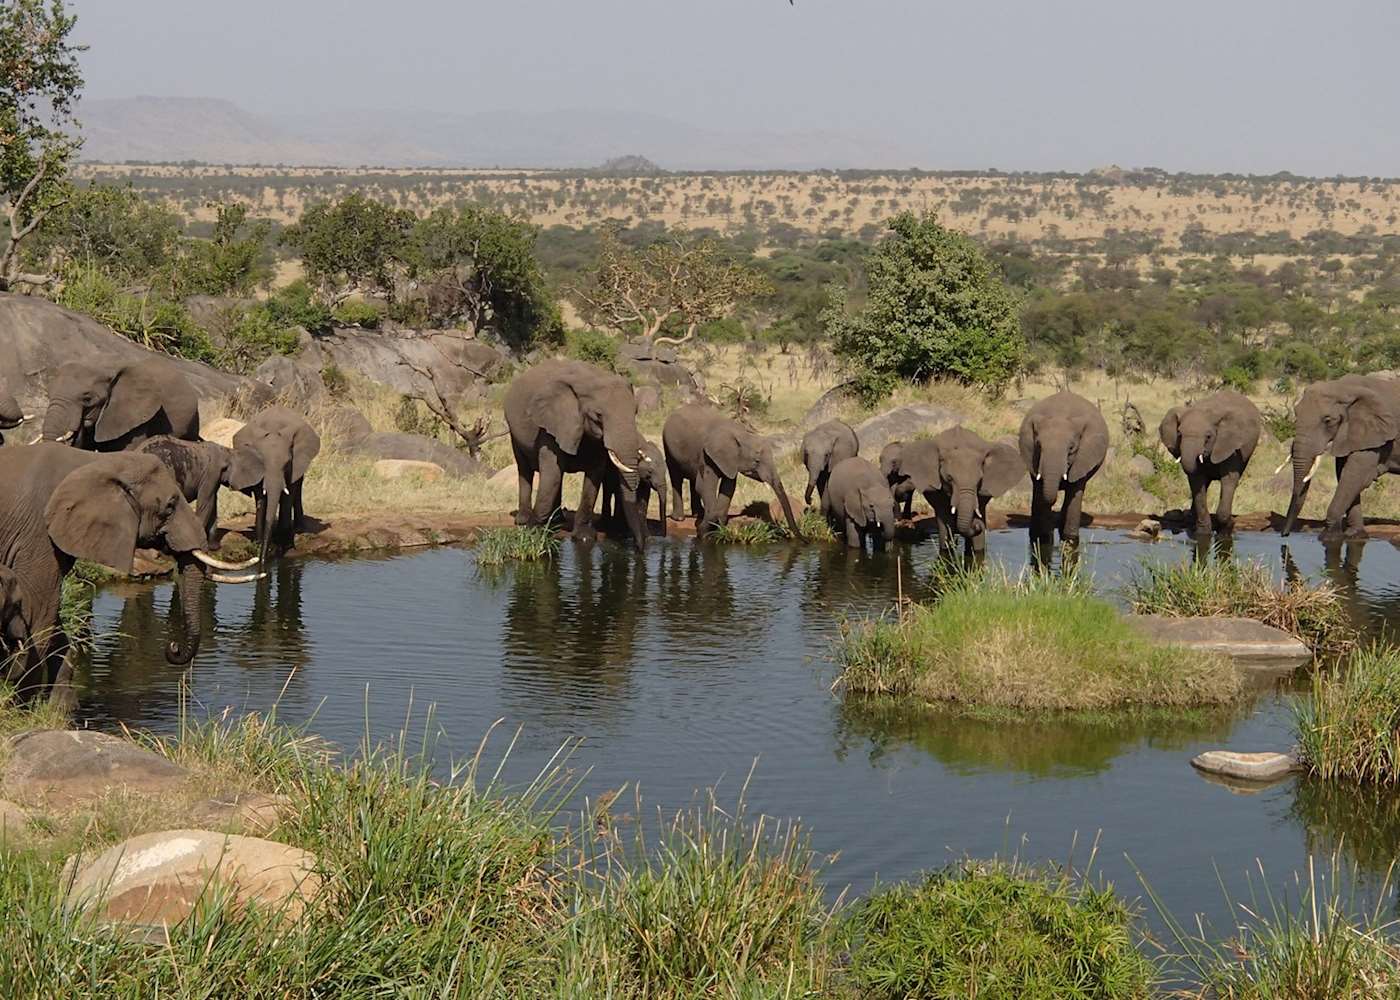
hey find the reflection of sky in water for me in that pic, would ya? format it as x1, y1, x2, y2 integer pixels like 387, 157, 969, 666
76, 529, 1400, 930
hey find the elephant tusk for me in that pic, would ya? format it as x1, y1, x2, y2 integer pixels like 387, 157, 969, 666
283, 487, 291, 496
608, 449, 636, 474
1274, 458, 1289, 476
51, 431, 73, 443
1033, 472, 1041, 481
193, 549, 261, 571
949, 503, 956, 515
209, 571, 266, 584
20, 413, 34, 422
1197, 453, 1205, 465
1303, 452, 1325, 485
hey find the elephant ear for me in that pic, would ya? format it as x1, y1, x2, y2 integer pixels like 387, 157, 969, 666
703, 424, 742, 481
1017, 413, 1037, 472
45, 460, 143, 574
528, 381, 584, 455
1335, 385, 1398, 456
226, 438, 265, 491
982, 442, 1025, 497
1158, 407, 1184, 458
1069, 415, 1110, 481
94, 367, 163, 444
848, 491, 868, 527
290, 422, 322, 482
1210, 405, 1257, 464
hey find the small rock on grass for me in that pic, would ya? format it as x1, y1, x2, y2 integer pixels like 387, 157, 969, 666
1191, 750, 1299, 783
373, 459, 446, 482
200, 418, 245, 449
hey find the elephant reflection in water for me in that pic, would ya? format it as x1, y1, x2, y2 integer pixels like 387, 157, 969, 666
1283, 538, 1380, 640
224, 560, 312, 679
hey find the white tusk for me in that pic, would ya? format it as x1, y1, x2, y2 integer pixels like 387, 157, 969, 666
1274, 458, 1288, 476
209, 571, 267, 584
193, 549, 260, 571
608, 449, 636, 474
1303, 452, 1325, 485
53, 431, 73, 443
283, 487, 290, 496
949, 504, 956, 515
1033, 472, 1041, 481
1198, 454, 1205, 465
20, 413, 34, 422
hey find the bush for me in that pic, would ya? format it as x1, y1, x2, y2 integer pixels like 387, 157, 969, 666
475, 526, 561, 566
56, 263, 217, 363
836, 568, 1241, 713
840, 859, 1154, 999
565, 328, 619, 370
825, 212, 1024, 402
392, 396, 442, 438
321, 364, 349, 400
1261, 402, 1296, 442
266, 279, 333, 333
331, 299, 384, 329
1295, 646, 1400, 785
221, 305, 303, 375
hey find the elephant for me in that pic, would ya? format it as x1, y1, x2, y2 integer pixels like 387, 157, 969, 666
0, 444, 261, 704
134, 436, 240, 547
229, 407, 322, 569
504, 360, 650, 549
1281, 374, 1400, 539
1159, 389, 1261, 536
0, 392, 31, 446
822, 457, 897, 550
661, 402, 800, 537
889, 426, 1024, 556
600, 439, 667, 535
879, 441, 918, 520
801, 420, 859, 505
41, 359, 200, 450
1018, 391, 1109, 545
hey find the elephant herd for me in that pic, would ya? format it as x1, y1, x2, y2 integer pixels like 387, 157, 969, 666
0, 359, 321, 706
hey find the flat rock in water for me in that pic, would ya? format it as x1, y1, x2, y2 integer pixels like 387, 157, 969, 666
64, 829, 321, 941
2, 730, 190, 809
1128, 615, 1311, 664
373, 458, 446, 481
200, 417, 244, 449
1191, 750, 1298, 783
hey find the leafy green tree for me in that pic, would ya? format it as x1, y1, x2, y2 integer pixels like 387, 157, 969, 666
27, 183, 181, 282
173, 201, 272, 297
0, 0, 84, 289
280, 194, 414, 304
824, 212, 1023, 402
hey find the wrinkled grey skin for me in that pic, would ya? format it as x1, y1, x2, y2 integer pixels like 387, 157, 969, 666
0, 392, 26, 446
1281, 375, 1400, 539
504, 360, 649, 550
801, 420, 859, 506
662, 403, 801, 537
0, 445, 215, 705
822, 456, 897, 550
889, 426, 1024, 556
601, 439, 667, 535
1019, 391, 1109, 545
879, 441, 918, 520
230, 407, 322, 571
134, 436, 235, 546
1159, 389, 1261, 536
41, 359, 200, 451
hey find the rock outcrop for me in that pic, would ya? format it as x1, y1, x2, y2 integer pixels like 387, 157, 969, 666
344, 431, 484, 477
2, 730, 191, 809
1128, 615, 1312, 665
853, 404, 965, 452
297, 327, 507, 401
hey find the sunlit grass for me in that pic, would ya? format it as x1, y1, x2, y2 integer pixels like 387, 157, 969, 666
1295, 646, 1400, 786
474, 525, 562, 566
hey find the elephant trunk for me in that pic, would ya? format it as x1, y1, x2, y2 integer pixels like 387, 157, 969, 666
258, 465, 288, 571
1037, 454, 1066, 506
881, 505, 897, 543
619, 492, 647, 551
769, 477, 801, 538
165, 557, 204, 666
41, 399, 83, 444
803, 456, 820, 506
954, 488, 978, 537
1282, 441, 1325, 536
656, 480, 667, 537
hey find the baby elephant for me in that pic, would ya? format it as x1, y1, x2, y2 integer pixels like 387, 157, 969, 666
601, 440, 667, 535
1159, 390, 1261, 536
823, 457, 897, 550
801, 420, 859, 505
879, 441, 918, 519
134, 436, 236, 547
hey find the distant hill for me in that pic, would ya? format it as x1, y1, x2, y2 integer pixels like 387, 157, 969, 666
78, 96, 920, 170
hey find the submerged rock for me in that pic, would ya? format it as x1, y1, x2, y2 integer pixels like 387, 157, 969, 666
1127, 615, 1311, 664
1191, 750, 1299, 784
2, 730, 190, 809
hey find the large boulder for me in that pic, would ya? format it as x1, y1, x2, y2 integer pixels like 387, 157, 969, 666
625, 357, 697, 389
64, 829, 321, 940
374, 459, 446, 482
321, 406, 372, 447
1128, 615, 1312, 664
2, 730, 190, 809
853, 404, 965, 452
298, 327, 507, 400
617, 341, 679, 365
345, 431, 484, 477
252, 354, 325, 408
0, 293, 263, 413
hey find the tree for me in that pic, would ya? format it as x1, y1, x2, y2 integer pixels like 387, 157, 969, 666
824, 212, 1023, 402
572, 224, 769, 347
0, 0, 84, 290
26, 183, 181, 282
280, 194, 414, 304
173, 201, 272, 297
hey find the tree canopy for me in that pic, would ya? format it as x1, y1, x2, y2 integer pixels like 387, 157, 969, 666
280, 193, 415, 305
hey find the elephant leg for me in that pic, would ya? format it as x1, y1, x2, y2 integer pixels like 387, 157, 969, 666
1186, 471, 1212, 536
1030, 490, 1055, 546
1326, 453, 1379, 538
573, 467, 602, 544
690, 479, 704, 519
532, 450, 565, 527
1214, 471, 1240, 533
512, 441, 536, 526
843, 518, 861, 549
666, 455, 687, 522
291, 479, 307, 533
927, 491, 953, 552
254, 488, 268, 548
46, 631, 76, 716
1059, 481, 1086, 544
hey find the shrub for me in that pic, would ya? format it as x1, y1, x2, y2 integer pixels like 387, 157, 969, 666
565, 328, 619, 370
836, 569, 1241, 713
56, 263, 217, 363
1261, 402, 1296, 442
266, 279, 333, 333
840, 859, 1154, 999
710, 520, 786, 545
475, 526, 561, 566
1127, 559, 1356, 655
331, 299, 384, 329
221, 305, 302, 375
1295, 646, 1400, 785
392, 396, 442, 437
321, 364, 349, 399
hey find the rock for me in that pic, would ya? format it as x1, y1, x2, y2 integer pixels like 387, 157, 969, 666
1191, 750, 1299, 783
253, 355, 325, 407
634, 384, 662, 412
626, 357, 697, 389
298, 327, 506, 398
200, 417, 245, 448
853, 404, 964, 453
346, 431, 483, 477
0, 798, 28, 835
802, 383, 855, 428
489, 465, 530, 488
64, 829, 321, 941
2, 730, 190, 809
1126, 455, 1155, 478
617, 341, 679, 365
374, 459, 446, 482
188, 792, 292, 834
321, 406, 372, 447
1134, 518, 1161, 538
1128, 615, 1312, 664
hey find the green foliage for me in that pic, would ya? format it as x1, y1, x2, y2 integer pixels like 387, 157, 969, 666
796, 506, 836, 542
281, 193, 415, 304
564, 328, 619, 370
265, 279, 332, 333
710, 520, 787, 545
56, 264, 216, 362
1218, 364, 1254, 393
392, 396, 442, 438
320, 364, 349, 399
1260, 403, 1296, 442
1295, 646, 1400, 785
1127, 558, 1355, 654
839, 860, 1154, 999
331, 299, 384, 329
220, 305, 303, 375
27, 183, 181, 282
825, 212, 1023, 401
475, 526, 561, 566
171, 201, 272, 297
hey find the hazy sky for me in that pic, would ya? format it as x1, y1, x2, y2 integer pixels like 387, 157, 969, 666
72, 0, 1397, 174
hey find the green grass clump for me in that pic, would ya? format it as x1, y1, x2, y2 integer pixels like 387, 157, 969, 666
710, 519, 787, 545
795, 506, 837, 542
839, 859, 1154, 999
1295, 646, 1400, 785
475, 525, 561, 565
837, 569, 1241, 714
1128, 558, 1356, 655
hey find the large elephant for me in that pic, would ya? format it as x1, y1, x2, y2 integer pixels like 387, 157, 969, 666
890, 426, 1024, 555
134, 436, 242, 547
801, 420, 859, 505
41, 359, 200, 450
822, 457, 897, 550
1281, 374, 1400, 538
662, 403, 800, 537
1159, 390, 1261, 536
0, 444, 260, 704
601, 439, 667, 535
504, 360, 649, 549
1018, 391, 1109, 545
229, 407, 322, 569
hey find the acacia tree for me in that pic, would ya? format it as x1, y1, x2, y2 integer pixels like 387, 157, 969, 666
573, 225, 769, 347
0, 0, 84, 290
